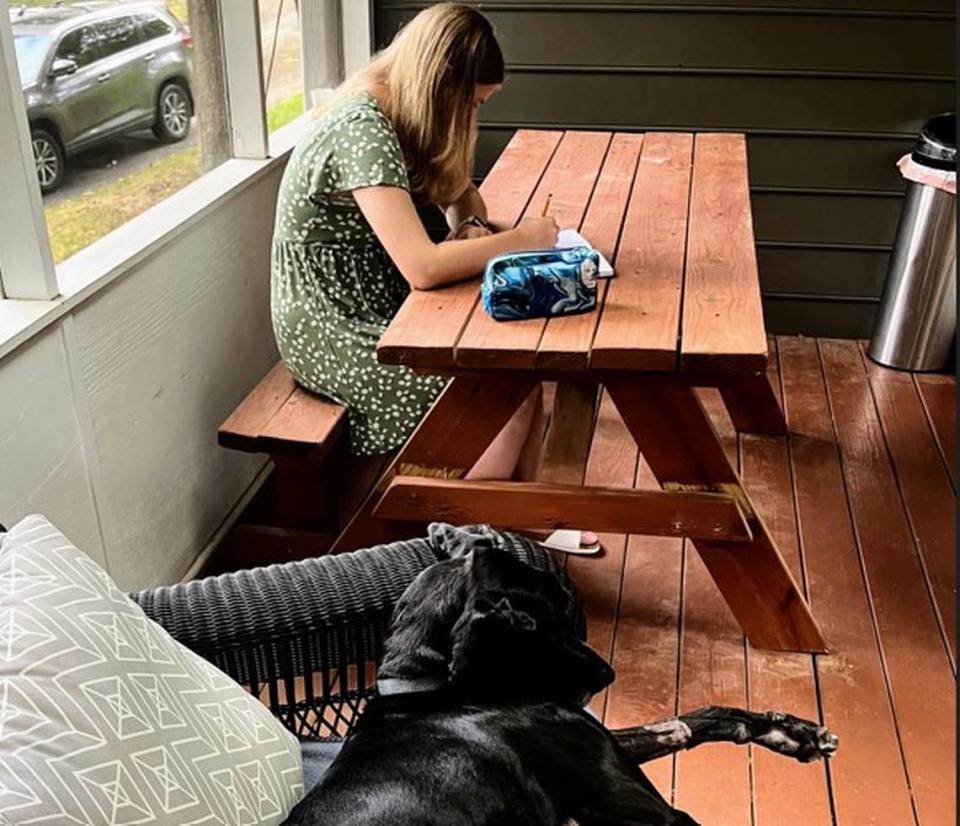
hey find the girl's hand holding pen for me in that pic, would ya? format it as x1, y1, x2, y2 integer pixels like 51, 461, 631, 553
516, 215, 559, 249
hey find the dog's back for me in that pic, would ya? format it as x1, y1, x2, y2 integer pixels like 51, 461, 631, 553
289, 698, 569, 825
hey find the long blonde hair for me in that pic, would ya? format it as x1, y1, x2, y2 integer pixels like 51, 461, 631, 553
324, 3, 504, 205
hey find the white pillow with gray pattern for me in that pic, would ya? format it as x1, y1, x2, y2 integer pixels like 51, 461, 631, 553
0, 515, 304, 825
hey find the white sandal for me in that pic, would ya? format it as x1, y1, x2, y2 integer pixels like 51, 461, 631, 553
538, 529, 602, 556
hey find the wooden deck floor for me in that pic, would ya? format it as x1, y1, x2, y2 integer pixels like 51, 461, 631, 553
567, 336, 956, 826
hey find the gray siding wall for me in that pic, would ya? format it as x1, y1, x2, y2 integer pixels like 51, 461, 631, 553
374, 0, 955, 338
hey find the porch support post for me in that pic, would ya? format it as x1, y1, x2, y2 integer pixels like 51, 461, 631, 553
0, 0, 58, 299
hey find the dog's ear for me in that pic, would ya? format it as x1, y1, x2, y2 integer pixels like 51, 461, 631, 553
449, 546, 614, 703
379, 556, 470, 677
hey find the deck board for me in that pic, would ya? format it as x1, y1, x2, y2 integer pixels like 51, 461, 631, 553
819, 339, 956, 826
669, 388, 751, 824
566, 336, 956, 826
913, 373, 956, 490
862, 348, 956, 661
572, 391, 637, 722
738, 337, 833, 826
779, 336, 918, 826
600, 408, 681, 801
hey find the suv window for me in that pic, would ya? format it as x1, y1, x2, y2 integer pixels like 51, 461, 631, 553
136, 13, 175, 41
95, 15, 143, 58
55, 25, 102, 68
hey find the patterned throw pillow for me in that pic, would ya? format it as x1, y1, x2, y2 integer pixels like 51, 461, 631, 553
0, 515, 304, 825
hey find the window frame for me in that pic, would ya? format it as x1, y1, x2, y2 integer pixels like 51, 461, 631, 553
0, 0, 369, 342
0, 3, 57, 300
222, 0, 269, 160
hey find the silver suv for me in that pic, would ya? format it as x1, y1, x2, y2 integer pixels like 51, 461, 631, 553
12, 2, 194, 194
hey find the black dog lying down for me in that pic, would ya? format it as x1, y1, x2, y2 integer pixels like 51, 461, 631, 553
288, 527, 837, 825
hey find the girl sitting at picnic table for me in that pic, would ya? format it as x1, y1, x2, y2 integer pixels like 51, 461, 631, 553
271, 3, 598, 553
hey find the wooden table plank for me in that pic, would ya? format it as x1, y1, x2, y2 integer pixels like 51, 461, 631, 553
681, 134, 768, 374
454, 131, 612, 369
537, 133, 643, 371
779, 336, 918, 825
377, 129, 562, 369
820, 338, 956, 825
862, 349, 956, 661
592, 133, 694, 372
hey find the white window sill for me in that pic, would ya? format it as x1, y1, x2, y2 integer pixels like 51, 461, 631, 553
0, 111, 314, 363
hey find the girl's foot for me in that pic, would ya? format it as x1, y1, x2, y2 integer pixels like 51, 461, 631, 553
536, 529, 602, 556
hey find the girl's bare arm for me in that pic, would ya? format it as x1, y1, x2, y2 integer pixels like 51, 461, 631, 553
444, 182, 489, 233
354, 185, 556, 290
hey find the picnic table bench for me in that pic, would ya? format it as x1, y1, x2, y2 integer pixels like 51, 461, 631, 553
218, 362, 349, 554
334, 128, 826, 654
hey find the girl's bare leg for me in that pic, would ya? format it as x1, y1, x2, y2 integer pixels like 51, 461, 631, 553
466, 385, 544, 481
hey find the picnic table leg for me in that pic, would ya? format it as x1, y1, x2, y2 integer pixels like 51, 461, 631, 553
718, 372, 788, 436
539, 382, 599, 485
607, 380, 826, 653
331, 376, 536, 552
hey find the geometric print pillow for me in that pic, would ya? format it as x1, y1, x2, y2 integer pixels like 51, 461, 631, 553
0, 515, 304, 825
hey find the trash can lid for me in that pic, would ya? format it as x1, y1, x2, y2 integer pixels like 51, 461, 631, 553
912, 113, 955, 171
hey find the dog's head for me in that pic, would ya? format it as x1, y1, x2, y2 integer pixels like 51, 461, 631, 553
380, 542, 614, 706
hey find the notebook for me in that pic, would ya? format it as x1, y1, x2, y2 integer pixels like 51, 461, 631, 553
555, 229, 614, 277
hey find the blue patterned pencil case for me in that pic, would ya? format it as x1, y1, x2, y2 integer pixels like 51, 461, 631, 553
481, 247, 600, 321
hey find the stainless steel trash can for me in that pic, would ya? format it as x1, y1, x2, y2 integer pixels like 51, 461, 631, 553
868, 113, 956, 371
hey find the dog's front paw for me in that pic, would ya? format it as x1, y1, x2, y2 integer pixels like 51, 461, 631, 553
755, 710, 839, 763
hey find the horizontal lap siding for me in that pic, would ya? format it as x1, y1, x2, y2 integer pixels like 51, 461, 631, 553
374, 1, 955, 338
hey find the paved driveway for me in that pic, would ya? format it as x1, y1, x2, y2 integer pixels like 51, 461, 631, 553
43, 0, 302, 203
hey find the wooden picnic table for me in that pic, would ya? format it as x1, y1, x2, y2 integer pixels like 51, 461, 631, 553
333, 129, 826, 654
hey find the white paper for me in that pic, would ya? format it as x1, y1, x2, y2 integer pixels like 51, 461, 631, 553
555, 229, 614, 277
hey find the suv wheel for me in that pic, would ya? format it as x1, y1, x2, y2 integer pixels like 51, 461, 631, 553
153, 82, 191, 143
32, 129, 65, 195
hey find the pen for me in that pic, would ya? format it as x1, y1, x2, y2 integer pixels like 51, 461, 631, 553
541, 193, 552, 217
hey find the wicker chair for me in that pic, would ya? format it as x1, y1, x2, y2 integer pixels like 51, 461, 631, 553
129, 527, 583, 799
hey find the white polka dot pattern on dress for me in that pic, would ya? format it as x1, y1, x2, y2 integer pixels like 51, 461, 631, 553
271, 92, 447, 456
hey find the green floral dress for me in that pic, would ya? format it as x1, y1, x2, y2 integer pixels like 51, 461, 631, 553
271, 92, 447, 456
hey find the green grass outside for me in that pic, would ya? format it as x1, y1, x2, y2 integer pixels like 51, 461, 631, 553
166, 0, 188, 23
268, 90, 305, 132
44, 90, 307, 263
45, 146, 201, 263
